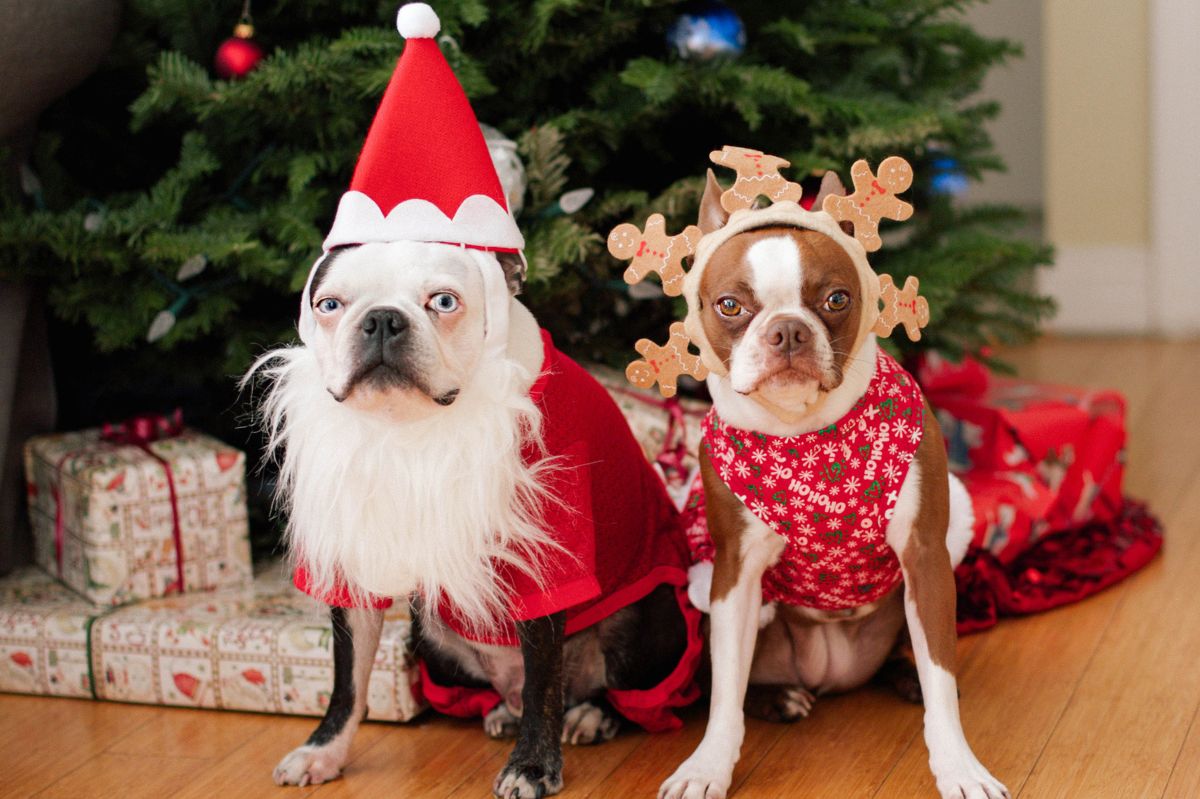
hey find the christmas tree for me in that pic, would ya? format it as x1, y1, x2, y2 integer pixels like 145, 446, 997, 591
0, 0, 1053, 416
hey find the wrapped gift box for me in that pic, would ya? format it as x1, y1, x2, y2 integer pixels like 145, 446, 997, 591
0, 565, 424, 722
24, 421, 253, 605
922, 354, 1127, 563
592, 364, 707, 508
0, 568, 94, 698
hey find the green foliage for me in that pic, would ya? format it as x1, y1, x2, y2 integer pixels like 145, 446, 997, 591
1, 0, 1053, 389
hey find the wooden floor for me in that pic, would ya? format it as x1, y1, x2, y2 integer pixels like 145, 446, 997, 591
3, 336, 1200, 799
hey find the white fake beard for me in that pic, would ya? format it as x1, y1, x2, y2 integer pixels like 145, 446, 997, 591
247, 345, 559, 634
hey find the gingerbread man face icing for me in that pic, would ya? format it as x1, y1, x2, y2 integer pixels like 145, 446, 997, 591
709, 146, 803, 212
608, 213, 702, 297
626, 322, 709, 398
823, 156, 914, 252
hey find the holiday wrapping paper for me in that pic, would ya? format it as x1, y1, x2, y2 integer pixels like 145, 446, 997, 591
0, 568, 95, 699
592, 364, 707, 508
921, 354, 1127, 563
89, 566, 423, 720
0, 565, 425, 722
24, 425, 253, 605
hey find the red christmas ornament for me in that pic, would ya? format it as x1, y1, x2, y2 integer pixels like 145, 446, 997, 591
214, 18, 262, 79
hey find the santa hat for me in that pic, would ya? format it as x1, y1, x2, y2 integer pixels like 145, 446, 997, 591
300, 3, 521, 356
324, 3, 522, 253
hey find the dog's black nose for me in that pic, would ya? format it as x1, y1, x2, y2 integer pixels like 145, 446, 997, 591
766, 318, 811, 355
361, 308, 409, 341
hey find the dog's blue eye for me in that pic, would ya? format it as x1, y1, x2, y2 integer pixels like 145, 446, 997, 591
429, 293, 459, 313
316, 298, 341, 314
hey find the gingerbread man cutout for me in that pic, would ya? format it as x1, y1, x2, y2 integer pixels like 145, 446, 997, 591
822, 156, 914, 252
873, 274, 929, 341
608, 214, 702, 297
626, 321, 709, 397
709, 146, 803, 213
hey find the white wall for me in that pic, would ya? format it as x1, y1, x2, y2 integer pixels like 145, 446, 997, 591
1149, 0, 1200, 336
966, 0, 1199, 336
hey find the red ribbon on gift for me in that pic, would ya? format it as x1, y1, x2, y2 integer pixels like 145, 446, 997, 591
607, 385, 702, 488
52, 410, 188, 594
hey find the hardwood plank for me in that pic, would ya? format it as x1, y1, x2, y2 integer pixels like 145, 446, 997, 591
0, 696, 158, 796
105, 705, 286, 761
733, 688, 921, 799
169, 717, 397, 799
1016, 467, 1200, 799
310, 716, 505, 797
1162, 703, 1200, 799
448, 726, 646, 798
873, 587, 1124, 798
32, 752, 215, 799
577, 707, 784, 797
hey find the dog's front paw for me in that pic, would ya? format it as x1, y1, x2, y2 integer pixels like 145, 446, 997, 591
561, 700, 620, 745
272, 744, 345, 787
931, 753, 1009, 799
658, 752, 734, 799
493, 754, 564, 798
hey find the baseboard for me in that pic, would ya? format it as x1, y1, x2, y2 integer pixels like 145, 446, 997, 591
1038, 246, 1151, 334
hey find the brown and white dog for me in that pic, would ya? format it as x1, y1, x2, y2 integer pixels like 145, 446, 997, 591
657, 173, 1008, 799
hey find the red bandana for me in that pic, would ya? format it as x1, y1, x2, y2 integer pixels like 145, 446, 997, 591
686, 350, 925, 610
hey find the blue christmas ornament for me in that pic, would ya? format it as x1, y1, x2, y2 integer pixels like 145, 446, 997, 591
667, 1, 746, 60
930, 154, 969, 197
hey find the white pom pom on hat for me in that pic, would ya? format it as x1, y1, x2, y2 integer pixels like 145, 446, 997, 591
396, 3, 441, 39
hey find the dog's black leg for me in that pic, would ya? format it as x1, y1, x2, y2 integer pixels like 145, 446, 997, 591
273, 606, 384, 787
493, 612, 566, 799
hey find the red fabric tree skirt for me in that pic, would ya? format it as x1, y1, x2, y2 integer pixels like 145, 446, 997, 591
955, 499, 1162, 634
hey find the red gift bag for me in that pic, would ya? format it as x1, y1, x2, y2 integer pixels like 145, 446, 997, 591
919, 354, 1162, 633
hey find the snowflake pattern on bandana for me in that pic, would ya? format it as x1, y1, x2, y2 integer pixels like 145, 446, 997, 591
685, 350, 925, 610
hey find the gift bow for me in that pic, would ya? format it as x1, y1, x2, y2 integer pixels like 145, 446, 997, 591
100, 409, 185, 446
53, 410, 188, 596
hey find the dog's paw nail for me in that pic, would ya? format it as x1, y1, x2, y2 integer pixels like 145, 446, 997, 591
493, 760, 563, 799
562, 701, 620, 745
273, 745, 344, 787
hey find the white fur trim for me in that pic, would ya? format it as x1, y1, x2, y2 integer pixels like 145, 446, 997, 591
946, 472, 975, 568
396, 3, 440, 39
323, 191, 525, 252
686, 562, 713, 614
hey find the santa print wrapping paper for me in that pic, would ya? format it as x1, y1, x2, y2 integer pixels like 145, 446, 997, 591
24, 426, 253, 605
0, 565, 425, 722
0, 568, 94, 698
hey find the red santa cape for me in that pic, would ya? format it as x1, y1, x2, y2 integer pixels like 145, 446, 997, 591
295, 330, 703, 731
684, 349, 924, 610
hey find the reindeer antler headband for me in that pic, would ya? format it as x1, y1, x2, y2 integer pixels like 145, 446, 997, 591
607, 147, 928, 397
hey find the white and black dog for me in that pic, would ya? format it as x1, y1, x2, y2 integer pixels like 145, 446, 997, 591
249, 241, 698, 798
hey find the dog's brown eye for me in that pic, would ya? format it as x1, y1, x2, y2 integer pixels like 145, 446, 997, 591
716, 297, 744, 318
824, 291, 850, 312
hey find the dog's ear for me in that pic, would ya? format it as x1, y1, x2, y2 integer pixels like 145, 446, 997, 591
698, 169, 730, 235
495, 251, 527, 295
812, 170, 855, 236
